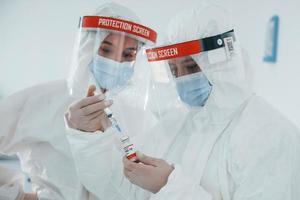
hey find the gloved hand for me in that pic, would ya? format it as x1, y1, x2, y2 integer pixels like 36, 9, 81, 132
65, 85, 113, 132
123, 152, 174, 193
23, 193, 38, 200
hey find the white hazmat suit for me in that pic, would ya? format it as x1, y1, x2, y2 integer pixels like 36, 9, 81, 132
0, 2, 155, 200
67, 3, 300, 200
146, 3, 300, 200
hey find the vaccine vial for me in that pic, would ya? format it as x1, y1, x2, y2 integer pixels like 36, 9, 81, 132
104, 108, 139, 163
121, 136, 139, 163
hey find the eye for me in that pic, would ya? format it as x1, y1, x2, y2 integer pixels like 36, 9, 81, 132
123, 50, 137, 61
100, 47, 111, 54
186, 64, 197, 69
186, 64, 200, 73
123, 53, 134, 58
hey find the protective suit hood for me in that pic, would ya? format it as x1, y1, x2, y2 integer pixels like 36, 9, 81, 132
165, 3, 254, 124
67, 2, 154, 97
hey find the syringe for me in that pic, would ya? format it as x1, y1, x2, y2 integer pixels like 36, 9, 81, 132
104, 108, 139, 163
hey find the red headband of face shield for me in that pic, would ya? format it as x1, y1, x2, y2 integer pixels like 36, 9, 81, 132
146, 30, 235, 62
79, 16, 157, 44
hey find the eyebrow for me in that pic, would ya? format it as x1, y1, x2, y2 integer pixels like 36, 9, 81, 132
180, 58, 195, 65
124, 47, 138, 51
102, 41, 114, 46
102, 41, 137, 51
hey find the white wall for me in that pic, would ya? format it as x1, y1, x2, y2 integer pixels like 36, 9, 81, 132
0, 0, 203, 96
230, 0, 300, 127
0, 0, 299, 127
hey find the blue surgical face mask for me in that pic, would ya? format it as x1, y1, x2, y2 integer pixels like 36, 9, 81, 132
90, 55, 134, 90
175, 72, 212, 107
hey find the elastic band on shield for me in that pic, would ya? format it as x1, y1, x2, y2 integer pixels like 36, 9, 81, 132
146, 30, 235, 62
80, 16, 157, 44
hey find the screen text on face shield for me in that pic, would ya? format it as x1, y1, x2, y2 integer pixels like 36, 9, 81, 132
147, 47, 179, 60
98, 18, 150, 37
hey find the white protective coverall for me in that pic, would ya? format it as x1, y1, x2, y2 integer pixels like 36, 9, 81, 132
66, 3, 300, 200
147, 3, 300, 200
0, 2, 155, 200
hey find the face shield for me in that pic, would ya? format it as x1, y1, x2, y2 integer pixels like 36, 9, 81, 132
72, 15, 157, 99
82, 16, 157, 96
72, 15, 158, 140
146, 30, 237, 112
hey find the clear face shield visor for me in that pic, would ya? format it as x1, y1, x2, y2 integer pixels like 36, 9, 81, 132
146, 30, 236, 109
79, 16, 157, 95
74, 17, 158, 160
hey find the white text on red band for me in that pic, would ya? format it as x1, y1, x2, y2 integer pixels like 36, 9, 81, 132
98, 18, 150, 38
147, 47, 179, 60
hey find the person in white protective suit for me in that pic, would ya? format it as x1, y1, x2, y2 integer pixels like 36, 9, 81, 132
0, 2, 157, 200
66, 3, 300, 200
140, 3, 300, 200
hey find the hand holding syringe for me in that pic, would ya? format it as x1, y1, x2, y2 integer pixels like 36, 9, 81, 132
87, 85, 139, 163
65, 85, 112, 132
